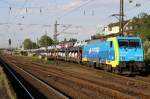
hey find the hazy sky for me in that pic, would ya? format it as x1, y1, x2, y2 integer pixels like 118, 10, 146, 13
0, 0, 150, 48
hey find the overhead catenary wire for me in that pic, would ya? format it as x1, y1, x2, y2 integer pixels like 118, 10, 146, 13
0, 0, 149, 48
0, 0, 15, 6
109, 0, 147, 24
0, 0, 28, 7
56, 0, 94, 20
8, 0, 29, 48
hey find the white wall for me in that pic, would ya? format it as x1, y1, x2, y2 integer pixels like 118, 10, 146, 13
103, 26, 119, 35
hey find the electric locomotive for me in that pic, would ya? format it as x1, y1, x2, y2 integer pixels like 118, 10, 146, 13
20, 36, 145, 75
82, 36, 145, 74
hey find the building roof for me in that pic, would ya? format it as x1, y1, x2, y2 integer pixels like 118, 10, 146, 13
108, 20, 129, 28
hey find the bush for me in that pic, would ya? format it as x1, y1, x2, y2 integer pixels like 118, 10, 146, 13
143, 39, 150, 62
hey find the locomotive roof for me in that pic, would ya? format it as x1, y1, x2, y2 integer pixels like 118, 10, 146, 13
87, 36, 141, 44
116, 36, 141, 40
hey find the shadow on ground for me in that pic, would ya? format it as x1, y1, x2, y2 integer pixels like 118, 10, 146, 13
145, 61, 150, 75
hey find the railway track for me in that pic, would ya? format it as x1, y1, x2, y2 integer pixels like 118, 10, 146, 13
4, 55, 134, 99
0, 55, 70, 99
0, 57, 35, 99
3, 55, 150, 99
2, 55, 136, 99
17, 62, 150, 99
134, 76, 150, 84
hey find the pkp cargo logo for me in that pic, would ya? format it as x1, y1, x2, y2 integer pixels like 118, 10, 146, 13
89, 47, 100, 54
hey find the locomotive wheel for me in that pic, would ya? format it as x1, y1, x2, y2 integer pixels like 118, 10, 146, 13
103, 65, 112, 72
91, 62, 96, 68
104, 64, 108, 72
95, 63, 100, 69
108, 65, 112, 72
87, 62, 92, 67
112, 67, 120, 74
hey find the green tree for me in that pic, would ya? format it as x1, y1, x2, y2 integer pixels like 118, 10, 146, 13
64, 38, 67, 42
39, 35, 53, 47
143, 39, 150, 61
23, 38, 38, 49
130, 12, 150, 40
32, 42, 39, 49
69, 38, 77, 42
23, 38, 32, 49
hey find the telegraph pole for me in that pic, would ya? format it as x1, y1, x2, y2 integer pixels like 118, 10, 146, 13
45, 31, 48, 61
54, 20, 59, 64
54, 20, 58, 43
119, 0, 124, 35
8, 38, 11, 50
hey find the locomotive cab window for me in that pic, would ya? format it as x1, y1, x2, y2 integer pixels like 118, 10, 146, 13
118, 39, 141, 48
118, 40, 128, 48
110, 41, 113, 48
129, 40, 141, 48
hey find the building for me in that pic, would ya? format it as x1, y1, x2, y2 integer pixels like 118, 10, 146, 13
91, 19, 138, 40
103, 20, 133, 35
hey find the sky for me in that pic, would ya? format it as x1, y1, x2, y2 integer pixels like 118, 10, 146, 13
0, 0, 150, 48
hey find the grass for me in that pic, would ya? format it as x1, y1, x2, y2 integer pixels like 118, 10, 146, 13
0, 67, 16, 99
14, 54, 56, 66
0, 72, 2, 81
46, 60, 55, 65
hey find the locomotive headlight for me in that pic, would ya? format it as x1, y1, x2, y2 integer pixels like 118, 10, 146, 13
120, 57, 125, 61
137, 57, 143, 61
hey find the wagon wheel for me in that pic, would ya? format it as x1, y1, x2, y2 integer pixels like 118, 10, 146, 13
104, 64, 109, 72
109, 66, 113, 73
87, 62, 92, 67
91, 62, 96, 69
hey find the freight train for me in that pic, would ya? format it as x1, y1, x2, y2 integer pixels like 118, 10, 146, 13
21, 36, 145, 75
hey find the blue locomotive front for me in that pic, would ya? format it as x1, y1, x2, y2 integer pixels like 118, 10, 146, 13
117, 37, 145, 74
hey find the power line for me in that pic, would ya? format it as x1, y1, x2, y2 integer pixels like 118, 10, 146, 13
57, 0, 93, 20
4, 0, 29, 49
0, 0, 14, 6
0, 0, 28, 7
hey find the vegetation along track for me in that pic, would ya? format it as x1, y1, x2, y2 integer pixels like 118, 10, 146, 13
3, 55, 150, 99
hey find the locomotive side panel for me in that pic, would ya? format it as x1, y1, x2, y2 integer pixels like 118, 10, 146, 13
82, 40, 115, 64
